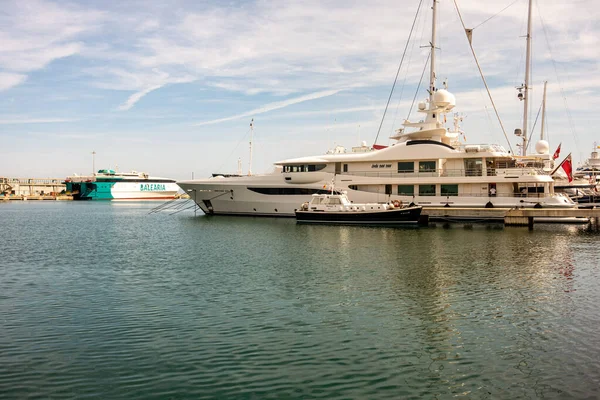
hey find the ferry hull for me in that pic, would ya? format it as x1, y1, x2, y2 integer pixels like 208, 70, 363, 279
66, 181, 179, 200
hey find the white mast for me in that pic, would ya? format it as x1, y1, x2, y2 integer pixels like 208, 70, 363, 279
540, 80, 547, 141
429, 0, 437, 107
521, 0, 533, 156
248, 119, 254, 176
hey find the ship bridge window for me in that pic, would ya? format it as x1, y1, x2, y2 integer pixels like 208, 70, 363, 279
419, 184, 436, 196
464, 158, 483, 176
282, 164, 326, 173
398, 162, 414, 173
419, 161, 436, 172
441, 184, 458, 196
398, 185, 414, 195
248, 187, 340, 195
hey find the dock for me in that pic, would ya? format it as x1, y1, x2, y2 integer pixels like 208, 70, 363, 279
425, 207, 600, 228
1, 177, 69, 200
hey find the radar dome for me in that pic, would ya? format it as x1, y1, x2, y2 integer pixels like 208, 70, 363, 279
433, 89, 456, 110
535, 140, 550, 154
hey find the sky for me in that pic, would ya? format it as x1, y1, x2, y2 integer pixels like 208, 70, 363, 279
1, 0, 598, 180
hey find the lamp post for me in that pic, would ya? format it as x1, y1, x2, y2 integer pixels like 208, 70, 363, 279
91, 151, 96, 175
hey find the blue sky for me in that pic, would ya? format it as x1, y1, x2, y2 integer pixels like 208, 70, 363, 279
1, 0, 598, 180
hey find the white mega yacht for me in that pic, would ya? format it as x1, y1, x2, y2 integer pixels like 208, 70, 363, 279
178, 0, 576, 216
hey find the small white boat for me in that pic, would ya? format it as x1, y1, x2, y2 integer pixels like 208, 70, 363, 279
295, 192, 425, 225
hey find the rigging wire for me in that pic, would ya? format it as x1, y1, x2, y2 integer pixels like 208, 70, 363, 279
526, 100, 543, 152
453, 0, 514, 154
373, 0, 424, 145
214, 126, 252, 174
406, 53, 431, 121
472, 0, 521, 30
388, 5, 427, 138
537, 0, 580, 154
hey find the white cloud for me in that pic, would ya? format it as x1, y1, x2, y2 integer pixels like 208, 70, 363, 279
0, 117, 77, 124
0, 72, 27, 91
193, 89, 342, 126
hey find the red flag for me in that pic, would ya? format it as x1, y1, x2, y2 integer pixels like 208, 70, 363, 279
561, 154, 573, 183
552, 143, 561, 160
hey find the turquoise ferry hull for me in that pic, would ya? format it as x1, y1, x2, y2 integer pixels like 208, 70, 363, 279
64, 169, 179, 200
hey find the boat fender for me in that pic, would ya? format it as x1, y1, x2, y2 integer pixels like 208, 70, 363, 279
393, 200, 401, 208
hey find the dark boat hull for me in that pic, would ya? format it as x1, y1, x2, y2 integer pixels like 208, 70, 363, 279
295, 206, 424, 225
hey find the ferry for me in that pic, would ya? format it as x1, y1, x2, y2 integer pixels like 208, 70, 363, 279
64, 169, 179, 200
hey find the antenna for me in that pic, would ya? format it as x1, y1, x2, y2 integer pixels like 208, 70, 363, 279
541, 81, 547, 141
248, 119, 254, 176
522, 0, 533, 156
429, 0, 438, 106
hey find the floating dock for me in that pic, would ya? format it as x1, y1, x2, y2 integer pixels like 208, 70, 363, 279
425, 207, 600, 228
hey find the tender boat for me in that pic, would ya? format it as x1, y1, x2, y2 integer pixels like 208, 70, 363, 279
295, 191, 425, 225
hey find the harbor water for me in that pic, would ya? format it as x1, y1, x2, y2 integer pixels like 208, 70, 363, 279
1, 201, 599, 399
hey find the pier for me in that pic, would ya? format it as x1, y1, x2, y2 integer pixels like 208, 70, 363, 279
1, 177, 69, 200
425, 207, 600, 228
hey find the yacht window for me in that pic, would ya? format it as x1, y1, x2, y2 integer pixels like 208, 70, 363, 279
398, 162, 414, 173
249, 187, 340, 195
464, 158, 483, 176
385, 184, 392, 195
419, 161, 436, 172
398, 185, 414, 195
282, 164, 327, 173
329, 197, 342, 205
343, 164, 348, 173
419, 184, 436, 196
441, 184, 458, 196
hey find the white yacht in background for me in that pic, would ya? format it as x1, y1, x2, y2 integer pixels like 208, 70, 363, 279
575, 144, 600, 181
178, 0, 576, 217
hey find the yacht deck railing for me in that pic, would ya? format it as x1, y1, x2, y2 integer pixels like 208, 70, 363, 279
339, 167, 546, 178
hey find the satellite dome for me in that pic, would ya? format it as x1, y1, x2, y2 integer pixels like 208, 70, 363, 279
535, 140, 550, 154
433, 89, 456, 110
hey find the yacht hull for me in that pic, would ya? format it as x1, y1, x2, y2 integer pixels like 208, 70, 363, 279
178, 174, 576, 218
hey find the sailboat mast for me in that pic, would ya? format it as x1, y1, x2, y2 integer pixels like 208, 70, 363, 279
429, 0, 437, 105
540, 81, 547, 141
248, 119, 254, 176
522, 0, 533, 156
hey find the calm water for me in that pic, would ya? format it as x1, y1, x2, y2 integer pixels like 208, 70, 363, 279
1, 201, 599, 399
